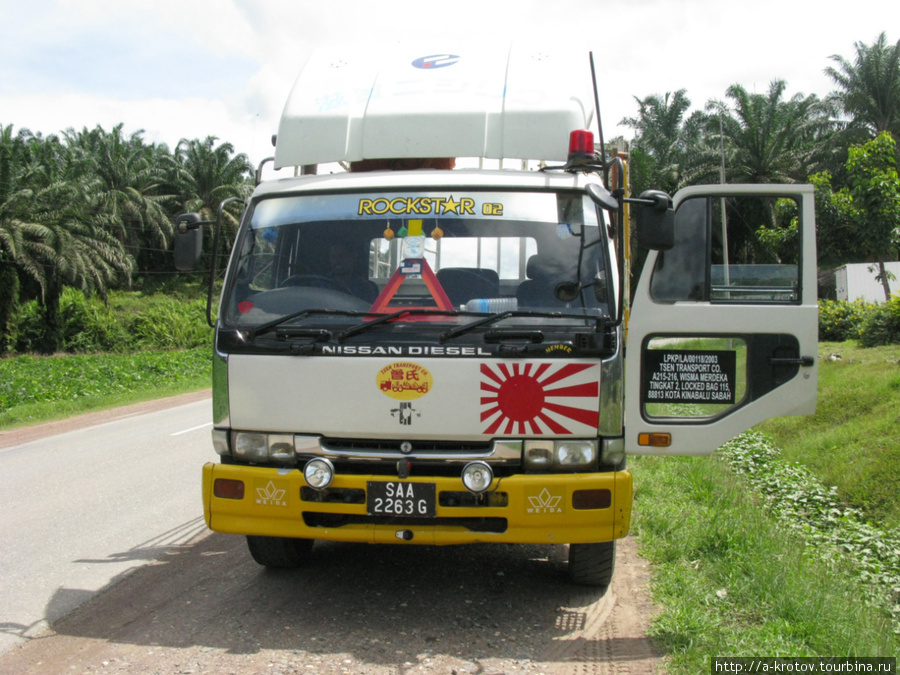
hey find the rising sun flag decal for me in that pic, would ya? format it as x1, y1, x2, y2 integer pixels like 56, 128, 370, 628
480, 362, 600, 435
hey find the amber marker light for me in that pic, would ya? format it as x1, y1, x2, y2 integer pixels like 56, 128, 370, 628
638, 433, 672, 448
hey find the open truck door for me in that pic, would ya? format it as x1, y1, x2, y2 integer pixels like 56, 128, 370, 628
625, 183, 818, 455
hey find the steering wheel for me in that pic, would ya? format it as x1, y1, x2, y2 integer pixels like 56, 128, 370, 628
281, 274, 352, 294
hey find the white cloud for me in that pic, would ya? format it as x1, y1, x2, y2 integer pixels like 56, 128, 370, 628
0, 0, 895, 166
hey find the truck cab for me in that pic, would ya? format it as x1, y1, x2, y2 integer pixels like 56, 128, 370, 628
180, 45, 817, 587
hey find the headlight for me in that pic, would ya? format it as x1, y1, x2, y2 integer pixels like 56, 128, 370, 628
234, 432, 268, 462
524, 439, 598, 472
557, 441, 595, 467
232, 431, 296, 465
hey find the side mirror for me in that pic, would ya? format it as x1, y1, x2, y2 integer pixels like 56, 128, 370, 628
634, 190, 675, 251
174, 228, 203, 271
584, 183, 620, 212
173, 213, 208, 271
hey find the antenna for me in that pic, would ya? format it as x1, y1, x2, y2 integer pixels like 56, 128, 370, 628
589, 52, 607, 176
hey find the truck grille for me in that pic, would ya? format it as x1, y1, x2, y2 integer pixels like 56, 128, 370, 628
320, 438, 494, 454
295, 436, 523, 476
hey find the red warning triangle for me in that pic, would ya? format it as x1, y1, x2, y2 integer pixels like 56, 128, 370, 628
369, 258, 454, 313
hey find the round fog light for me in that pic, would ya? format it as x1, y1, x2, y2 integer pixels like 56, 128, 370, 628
461, 461, 494, 494
304, 458, 334, 489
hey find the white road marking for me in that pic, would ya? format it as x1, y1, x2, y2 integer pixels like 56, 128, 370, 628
171, 422, 212, 436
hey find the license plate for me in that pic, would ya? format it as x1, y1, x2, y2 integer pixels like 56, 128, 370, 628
367, 481, 436, 518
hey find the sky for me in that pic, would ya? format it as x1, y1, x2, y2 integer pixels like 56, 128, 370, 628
1, 0, 895, 172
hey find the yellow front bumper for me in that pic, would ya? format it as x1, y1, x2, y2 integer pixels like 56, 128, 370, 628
203, 463, 632, 545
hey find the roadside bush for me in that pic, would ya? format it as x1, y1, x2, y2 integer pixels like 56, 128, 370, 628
818, 298, 875, 341
719, 431, 900, 630
859, 293, 900, 347
632, 450, 897, 665
0, 348, 210, 413
12, 290, 212, 354
12, 300, 45, 353
14, 291, 132, 353
59, 289, 132, 353
128, 298, 212, 350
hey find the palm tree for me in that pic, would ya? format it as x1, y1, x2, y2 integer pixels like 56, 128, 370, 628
36, 200, 134, 353
695, 82, 833, 265
174, 136, 251, 232
710, 80, 831, 185
65, 124, 174, 263
1, 125, 135, 353
826, 32, 900, 141
170, 137, 251, 285
620, 90, 693, 195
0, 127, 48, 281
0, 126, 52, 352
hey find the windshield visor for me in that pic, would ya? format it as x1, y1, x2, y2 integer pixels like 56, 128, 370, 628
222, 191, 612, 329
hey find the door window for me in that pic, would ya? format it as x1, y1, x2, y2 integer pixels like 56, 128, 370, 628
650, 194, 801, 304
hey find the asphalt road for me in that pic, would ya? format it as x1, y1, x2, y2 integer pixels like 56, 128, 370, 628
0, 396, 213, 655
0, 394, 662, 674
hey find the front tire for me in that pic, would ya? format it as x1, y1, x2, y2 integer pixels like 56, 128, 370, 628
246, 536, 314, 569
568, 540, 616, 587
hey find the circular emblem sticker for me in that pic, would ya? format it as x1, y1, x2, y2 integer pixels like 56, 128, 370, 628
411, 54, 460, 69
377, 362, 433, 400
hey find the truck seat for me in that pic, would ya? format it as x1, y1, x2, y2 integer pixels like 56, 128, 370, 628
436, 267, 500, 307
516, 255, 570, 307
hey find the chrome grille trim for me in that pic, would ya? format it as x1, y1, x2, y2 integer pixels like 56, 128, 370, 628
294, 435, 521, 462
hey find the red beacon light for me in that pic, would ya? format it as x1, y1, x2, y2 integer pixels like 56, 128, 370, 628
568, 129, 596, 162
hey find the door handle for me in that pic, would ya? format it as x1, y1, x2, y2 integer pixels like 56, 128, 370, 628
768, 356, 815, 367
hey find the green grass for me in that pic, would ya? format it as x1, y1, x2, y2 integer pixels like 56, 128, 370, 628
760, 342, 900, 528
719, 430, 900, 628
1, 281, 214, 429
633, 339, 900, 670
0, 348, 211, 429
632, 454, 897, 671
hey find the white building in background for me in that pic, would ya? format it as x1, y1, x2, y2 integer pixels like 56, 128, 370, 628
835, 262, 900, 302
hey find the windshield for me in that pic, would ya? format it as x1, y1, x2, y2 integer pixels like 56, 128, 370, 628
222, 190, 613, 331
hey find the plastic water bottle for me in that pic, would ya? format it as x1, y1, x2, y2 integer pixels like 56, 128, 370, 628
463, 298, 518, 313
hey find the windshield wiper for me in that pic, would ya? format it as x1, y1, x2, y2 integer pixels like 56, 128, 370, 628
440, 311, 516, 342
248, 309, 366, 340
440, 310, 600, 342
338, 309, 459, 341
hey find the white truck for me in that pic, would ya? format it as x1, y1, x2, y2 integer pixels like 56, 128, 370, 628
175, 44, 817, 588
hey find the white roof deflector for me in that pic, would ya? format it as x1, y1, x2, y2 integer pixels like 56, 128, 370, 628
274, 44, 596, 168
